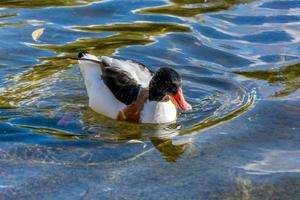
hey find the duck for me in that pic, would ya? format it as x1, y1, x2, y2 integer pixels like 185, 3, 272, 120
77, 52, 192, 124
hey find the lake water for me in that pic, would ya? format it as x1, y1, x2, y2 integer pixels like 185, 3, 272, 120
1, 0, 300, 199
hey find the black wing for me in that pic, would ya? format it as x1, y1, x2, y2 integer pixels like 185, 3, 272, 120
102, 67, 141, 105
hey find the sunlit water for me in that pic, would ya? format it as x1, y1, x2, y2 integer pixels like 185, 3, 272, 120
0, 0, 300, 199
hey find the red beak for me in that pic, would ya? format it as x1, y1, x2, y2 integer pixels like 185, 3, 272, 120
173, 88, 192, 111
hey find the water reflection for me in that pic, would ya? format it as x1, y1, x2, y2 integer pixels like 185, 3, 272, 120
0, 0, 101, 8
0, 13, 17, 19
82, 110, 189, 162
6, 107, 189, 162
138, 0, 251, 17
241, 149, 300, 174
236, 62, 300, 97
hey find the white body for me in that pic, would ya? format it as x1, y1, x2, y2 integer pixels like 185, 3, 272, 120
78, 53, 177, 123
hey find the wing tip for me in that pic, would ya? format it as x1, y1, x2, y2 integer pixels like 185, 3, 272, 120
78, 51, 90, 59
78, 52, 100, 62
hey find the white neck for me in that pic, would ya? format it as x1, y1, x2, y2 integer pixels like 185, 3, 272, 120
141, 100, 177, 123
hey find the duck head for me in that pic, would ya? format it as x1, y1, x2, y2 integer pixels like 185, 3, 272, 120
149, 67, 192, 111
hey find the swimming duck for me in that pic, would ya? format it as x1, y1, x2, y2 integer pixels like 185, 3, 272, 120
78, 52, 192, 124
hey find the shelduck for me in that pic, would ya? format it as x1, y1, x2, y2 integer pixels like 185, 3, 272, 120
78, 52, 192, 124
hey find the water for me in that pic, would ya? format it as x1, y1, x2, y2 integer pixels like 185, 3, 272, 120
0, 0, 300, 199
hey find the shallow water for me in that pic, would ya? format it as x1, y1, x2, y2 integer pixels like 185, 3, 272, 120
0, 0, 300, 199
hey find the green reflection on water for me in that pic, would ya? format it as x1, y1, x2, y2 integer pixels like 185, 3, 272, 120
0, 22, 16, 28
72, 22, 191, 33
236, 62, 300, 97
0, 13, 17, 18
39, 22, 190, 55
0, 13, 18, 28
138, 0, 251, 17
0, 57, 78, 109
0, 21, 33, 28
0, 0, 100, 8
17, 124, 85, 139
151, 138, 187, 162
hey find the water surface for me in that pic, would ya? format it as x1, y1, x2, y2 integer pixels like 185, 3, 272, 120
0, 0, 300, 199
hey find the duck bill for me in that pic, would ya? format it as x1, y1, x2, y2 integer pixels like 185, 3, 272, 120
173, 88, 192, 111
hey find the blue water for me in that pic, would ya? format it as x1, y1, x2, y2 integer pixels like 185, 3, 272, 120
1, 0, 300, 199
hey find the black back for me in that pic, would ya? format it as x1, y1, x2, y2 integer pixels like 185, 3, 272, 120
102, 67, 141, 105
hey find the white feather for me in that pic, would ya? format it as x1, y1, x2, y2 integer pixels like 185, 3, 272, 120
140, 100, 177, 124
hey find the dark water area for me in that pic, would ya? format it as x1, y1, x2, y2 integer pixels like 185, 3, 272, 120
0, 0, 300, 199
